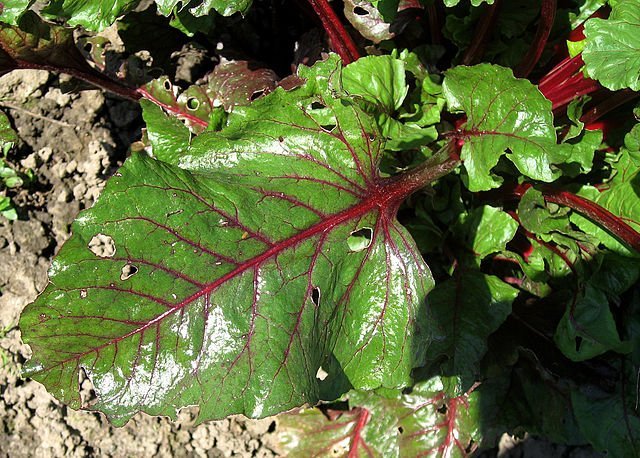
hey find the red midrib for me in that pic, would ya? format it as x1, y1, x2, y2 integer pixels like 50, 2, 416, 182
44, 179, 412, 371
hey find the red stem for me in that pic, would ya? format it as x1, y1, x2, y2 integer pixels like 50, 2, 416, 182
461, 0, 501, 65
306, 0, 360, 64
509, 184, 640, 253
136, 87, 209, 128
14, 60, 141, 101
538, 54, 585, 91
580, 89, 640, 125
426, 2, 443, 45
514, 0, 557, 78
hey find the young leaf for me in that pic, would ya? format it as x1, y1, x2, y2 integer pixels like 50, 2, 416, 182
19, 56, 442, 425
452, 205, 518, 262
582, 0, 640, 91
276, 376, 482, 457
443, 64, 569, 191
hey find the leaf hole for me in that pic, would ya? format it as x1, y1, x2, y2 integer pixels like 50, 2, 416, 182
316, 366, 329, 381
268, 421, 276, 433
120, 264, 138, 281
250, 90, 265, 101
575, 336, 583, 352
278, 136, 284, 142
353, 6, 369, 15
347, 227, 373, 252
84, 42, 93, 52
398, 426, 404, 434
88, 234, 116, 258
321, 123, 336, 132
80, 289, 87, 299
437, 404, 448, 415
186, 97, 200, 110
311, 286, 321, 306
368, 132, 375, 141
163, 79, 173, 91
310, 101, 326, 110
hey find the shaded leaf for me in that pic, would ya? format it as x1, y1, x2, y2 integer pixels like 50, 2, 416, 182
583, 0, 640, 91
276, 376, 481, 457
0, 110, 18, 148
555, 282, 632, 361
443, 64, 568, 191
571, 363, 640, 457
427, 272, 518, 379
20, 56, 436, 425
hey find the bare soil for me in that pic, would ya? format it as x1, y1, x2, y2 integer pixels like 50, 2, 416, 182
0, 69, 280, 457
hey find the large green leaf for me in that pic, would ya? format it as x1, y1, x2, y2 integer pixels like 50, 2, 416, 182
20, 56, 437, 425
571, 362, 640, 457
442, 64, 569, 191
427, 272, 518, 380
583, 0, 640, 91
276, 376, 482, 457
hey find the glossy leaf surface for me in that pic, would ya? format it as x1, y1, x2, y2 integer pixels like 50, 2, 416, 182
276, 376, 481, 457
35, 0, 250, 31
20, 56, 437, 425
583, 1, 640, 91
443, 64, 568, 191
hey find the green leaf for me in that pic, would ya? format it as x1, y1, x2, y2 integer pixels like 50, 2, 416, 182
342, 55, 408, 114
518, 188, 572, 236
20, 56, 435, 425
427, 272, 518, 380
571, 363, 640, 457
37, 0, 248, 31
443, 64, 568, 191
276, 376, 482, 456
583, 0, 640, 91
0, 0, 35, 25
452, 205, 518, 261
0, 195, 17, 221
0, 12, 101, 78
141, 100, 192, 164
555, 284, 632, 361
572, 126, 640, 255
0, 111, 18, 149
443, 0, 494, 6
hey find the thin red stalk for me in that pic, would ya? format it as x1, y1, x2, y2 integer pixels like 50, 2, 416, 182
306, 0, 360, 64
514, 0, 557, 78
543, 73, 601, 111
538, 54, 585, 91
136, 87, 209, 128
14, 60, 141, 101
16, 58, 209, 128
426, 2, 443, 45
581, 89, 640, 125
508, 184, 640, 253
461, 0, 501, 65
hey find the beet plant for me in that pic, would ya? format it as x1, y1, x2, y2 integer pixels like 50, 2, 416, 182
2, 0, 640, 455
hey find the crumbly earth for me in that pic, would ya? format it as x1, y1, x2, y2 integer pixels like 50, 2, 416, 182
0, 69, 281, 458
0, 70, 601, 458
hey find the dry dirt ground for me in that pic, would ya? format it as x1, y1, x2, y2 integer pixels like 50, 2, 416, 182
0, 69, 281, 457
0, 69, 602, 458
